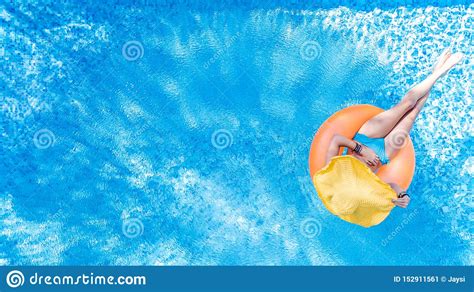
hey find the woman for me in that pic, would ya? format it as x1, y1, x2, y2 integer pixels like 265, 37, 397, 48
325, 49, 463, 208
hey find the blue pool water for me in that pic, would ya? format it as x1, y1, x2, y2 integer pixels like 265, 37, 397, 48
0, 1, 472, 265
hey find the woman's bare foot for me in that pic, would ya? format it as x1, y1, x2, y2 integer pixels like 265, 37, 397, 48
435, 52, 463, 77
433, 49, 451, 72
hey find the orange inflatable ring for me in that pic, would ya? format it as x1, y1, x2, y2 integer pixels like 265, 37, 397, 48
309, 104, 415, 190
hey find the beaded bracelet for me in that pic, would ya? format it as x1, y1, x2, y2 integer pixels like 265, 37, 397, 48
353, 142, 362, 154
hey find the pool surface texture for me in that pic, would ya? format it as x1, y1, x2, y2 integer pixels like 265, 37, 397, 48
0, 1, 473, 265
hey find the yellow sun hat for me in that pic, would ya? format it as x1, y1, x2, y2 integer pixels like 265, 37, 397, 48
313, 155, 397, 227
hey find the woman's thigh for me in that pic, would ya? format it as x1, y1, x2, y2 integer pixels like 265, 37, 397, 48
358, 100, 413, 138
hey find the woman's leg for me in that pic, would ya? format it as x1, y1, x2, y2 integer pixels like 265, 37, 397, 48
385, 93, 429, 157
358, 50, 452, 138
384, 52, 463, 157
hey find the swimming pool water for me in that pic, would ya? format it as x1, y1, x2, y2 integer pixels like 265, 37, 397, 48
0, 1, 472, 265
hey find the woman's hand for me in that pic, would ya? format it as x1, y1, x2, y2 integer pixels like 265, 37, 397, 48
357, 145, 380, 166
392, 195, 410, 208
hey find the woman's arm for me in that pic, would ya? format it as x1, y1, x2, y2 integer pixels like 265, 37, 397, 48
325, 134, 358, 164
388, 183, 411, 208
325, 134, 380, 166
